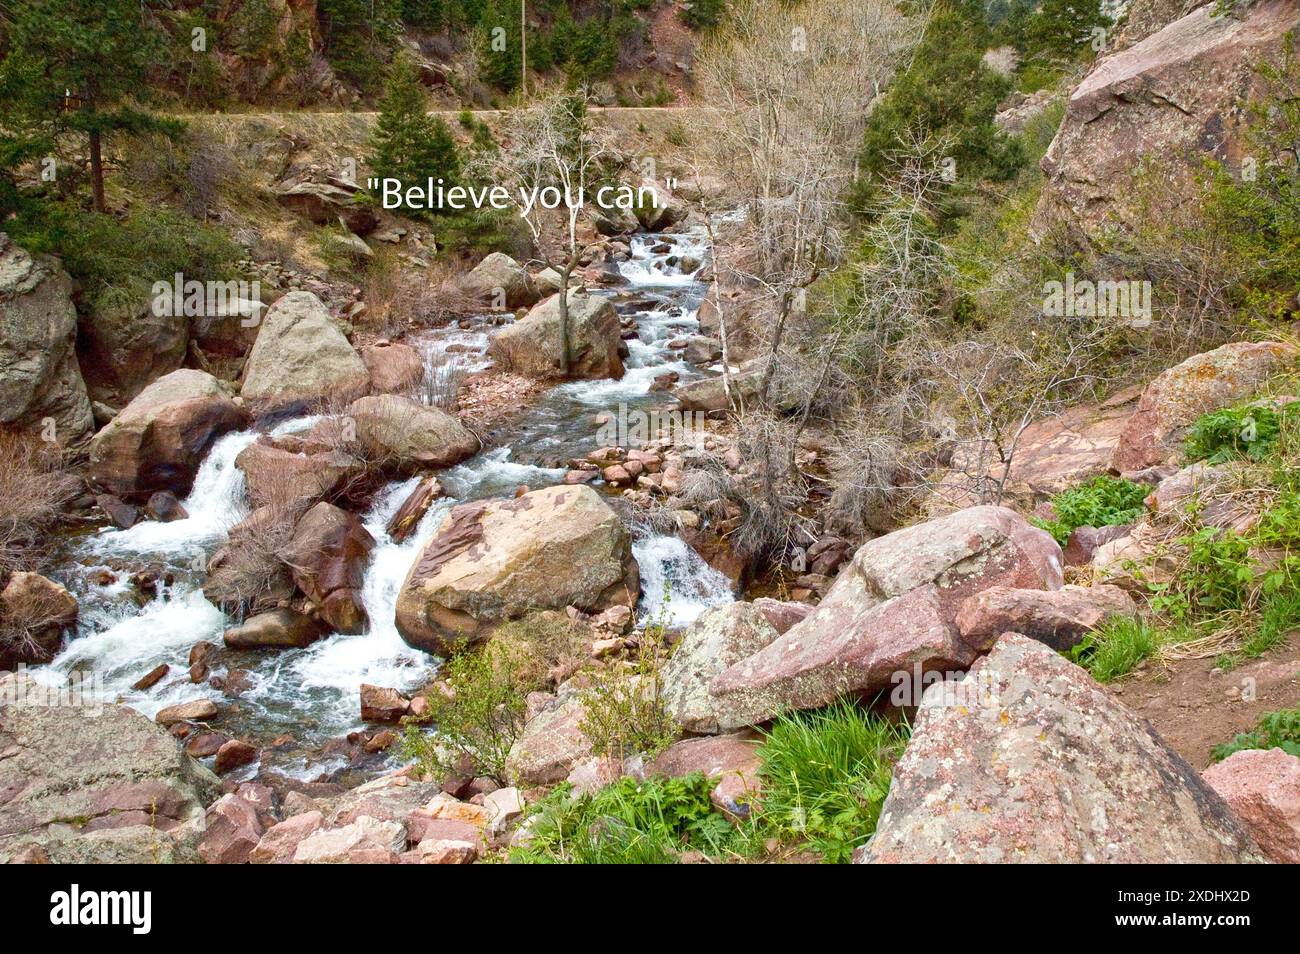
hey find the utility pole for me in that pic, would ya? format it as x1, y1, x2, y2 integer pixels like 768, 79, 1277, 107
521, 0, 528, 98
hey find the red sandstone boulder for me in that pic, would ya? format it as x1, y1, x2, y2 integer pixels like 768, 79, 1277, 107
1202, 747, 1300, 864
361, 341, 425, 395
197, 792, 265, 864
707, 506, 1062, 728
277, 501, 375, 634
859, 634, 1268, 864
88, 369, 248, 500
956, 583, 1138, 652
1112, 341, 1297, 472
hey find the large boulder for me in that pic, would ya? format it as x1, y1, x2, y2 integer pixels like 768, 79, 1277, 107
76, 294, 188, 406
0, 672, 219, 863
223, 608, 326, 650
674, 358, 765, 413
240, 292, 370, 414
361, 341, 425, 395
0, 572, 78, 672
660, 603, 781, 734
0, 234, 94, 449
346, 394, 479, 474
1036, 0, 1300, 242
395, 485, 639, 656
277, 502, 375, 634
88, 369, 248, 500
858, 634, 1268, 863
955, 583, 1138, 652
707, 506, 1063, 729
235, 436, 367, 511
459, 252, 539, 309
487, 290, 625, 381
1202, 748, 1300, 864
1111, 341, 1296, 472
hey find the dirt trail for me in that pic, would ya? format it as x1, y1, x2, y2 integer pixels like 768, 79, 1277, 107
1112, 641, 1300, 769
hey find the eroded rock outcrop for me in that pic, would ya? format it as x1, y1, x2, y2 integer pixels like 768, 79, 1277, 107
396, 485, 639, 656
1111, 341, 1296, 472
1036, 0, 1300, 241
706, 506, 1063, 729
0, 234, 94, 449
488, 290, 625, 381
858, 634, 1267, 864
88, 369, 248, 499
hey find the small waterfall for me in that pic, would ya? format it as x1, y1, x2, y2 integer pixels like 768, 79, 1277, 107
287, 478, 446, 695
90, 429, 261, 557
633, 534, 735, 629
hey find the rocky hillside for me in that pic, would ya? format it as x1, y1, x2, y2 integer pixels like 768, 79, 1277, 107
1, 0, 1299, 869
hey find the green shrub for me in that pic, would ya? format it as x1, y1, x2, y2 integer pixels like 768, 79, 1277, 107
578, 640, 680, 765
1211, 707, 1300, 762
680, 0, 725, 30
1185, 403, 1285, 464
1034, 474, 1149, 546
399, 641, 533, 783
756, 700, 909, 863
8, 200, 239, 318
511, 774, 743, 864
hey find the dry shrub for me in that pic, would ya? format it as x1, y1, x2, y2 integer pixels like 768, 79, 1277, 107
362, 254, 479, 338
0, 429, 80, 575
0, 575, 74, 664
490, 610, 591, 689
415, 351, 465, 412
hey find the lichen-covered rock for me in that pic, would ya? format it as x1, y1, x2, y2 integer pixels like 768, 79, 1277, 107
488, 290, 625, 381
660, 603, 780, 734
1202, 747, 1300, 864
708, 506, 1062, 728
240, 291, 370, 414
1112, 341, 1297, 472
88, 369, 248, 500
505, 688, 593, 786
395, 485, 639, 656
0, 672, 219, 863
0, 234, 94, 449
858, 634, 1268, 864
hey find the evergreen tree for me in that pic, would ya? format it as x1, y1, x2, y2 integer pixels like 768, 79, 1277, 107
855, 1, 1022, 222
0, 0, 172, 212
367, 57, 462, 215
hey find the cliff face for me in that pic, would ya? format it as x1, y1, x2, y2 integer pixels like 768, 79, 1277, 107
1034, 0, 1300, 244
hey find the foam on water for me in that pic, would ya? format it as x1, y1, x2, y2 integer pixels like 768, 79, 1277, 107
633, 534, 735, 629
285, 478, 447, 697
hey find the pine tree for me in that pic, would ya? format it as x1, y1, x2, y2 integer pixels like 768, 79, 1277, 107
0, 0, 173, 212
366, 57, 462, 216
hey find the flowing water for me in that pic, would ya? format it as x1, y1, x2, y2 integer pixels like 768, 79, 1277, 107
33, 229, 734, 780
